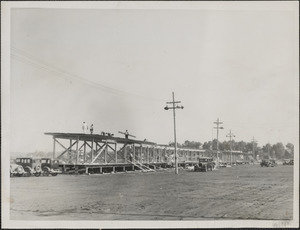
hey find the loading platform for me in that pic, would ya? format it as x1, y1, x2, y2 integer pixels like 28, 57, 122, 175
45, 132, 206, 174
45, 132, 252, 174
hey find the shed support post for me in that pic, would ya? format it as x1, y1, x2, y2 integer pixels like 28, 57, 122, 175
84, 142, 86, 163
76, 137, 79, 164
133, 144, 135, 162
91, 139, 94, 162
115, 143, 117, 163
53, 137, 56, 159
124, 145, 126, 163
105, 141, 108, 164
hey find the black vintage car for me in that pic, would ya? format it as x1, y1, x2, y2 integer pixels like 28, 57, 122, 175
40, 158, 61, 176
194, 157, 215, 172
283, 159, 294, 166
15, 157, 42, 176
15, 157, 61, 176
260, 159, 276, 167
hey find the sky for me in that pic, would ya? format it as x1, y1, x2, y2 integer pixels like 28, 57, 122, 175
6, 2, 299, 153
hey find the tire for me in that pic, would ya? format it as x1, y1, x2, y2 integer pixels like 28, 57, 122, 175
204, 165, 207, 172
43, 168, 50, 176
24, 168, 31, 177
51, 173, 58, 176
34, 172, 41, 177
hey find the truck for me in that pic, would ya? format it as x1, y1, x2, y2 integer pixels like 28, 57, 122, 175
194, 157, 215, 172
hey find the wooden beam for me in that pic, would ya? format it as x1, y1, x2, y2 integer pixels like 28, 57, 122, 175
91, 139, 94, 159
84, 142, 86, 162
55, 138, 68, 150
76, 136, 79, 164
124, 145, 127, 163
53, 137, 56, 159
105, 141, 108, 164
115, 143, 117, 163
56, 141, 77, 159
107, 143, 115, 152
133, 144, 135, 162
91, 143, 106, 164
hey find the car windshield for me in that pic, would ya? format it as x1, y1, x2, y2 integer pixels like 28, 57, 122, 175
199, 158, 211, 162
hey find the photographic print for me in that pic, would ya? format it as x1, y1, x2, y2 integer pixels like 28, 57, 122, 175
1, 1, 299, 229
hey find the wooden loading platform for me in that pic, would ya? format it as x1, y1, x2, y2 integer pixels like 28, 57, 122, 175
45, 132, 252, 174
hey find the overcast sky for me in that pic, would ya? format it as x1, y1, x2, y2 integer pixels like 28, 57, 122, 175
7, 2, 299, 153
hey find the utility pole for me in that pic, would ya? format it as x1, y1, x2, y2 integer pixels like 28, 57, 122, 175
226, 130, 235, 165
164, 92, 184, 175
252, 137, 257, 160
213, 118, 224, 168
211, 128, 214, 151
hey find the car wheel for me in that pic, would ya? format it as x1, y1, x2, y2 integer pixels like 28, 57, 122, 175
43, 168, 50, 176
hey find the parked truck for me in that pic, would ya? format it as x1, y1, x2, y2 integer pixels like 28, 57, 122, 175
194, 157, 215, 172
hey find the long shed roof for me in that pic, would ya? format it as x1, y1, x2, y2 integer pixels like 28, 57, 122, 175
44, 132, 156, 145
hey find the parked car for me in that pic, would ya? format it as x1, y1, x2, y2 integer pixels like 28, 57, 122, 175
194, 157, 215, 172
10, 163, 25, 177
15, 157, 61, 176
15, 157, 42, 176
283, 159, 294, 166
40, 158, 61, 176
260, 159, 276, 167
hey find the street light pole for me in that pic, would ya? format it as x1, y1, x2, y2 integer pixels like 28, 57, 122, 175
213, 118, 224, 168
164, 92, 184, 175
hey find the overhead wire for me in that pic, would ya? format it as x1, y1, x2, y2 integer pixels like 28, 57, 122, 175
11, 46, 164, 102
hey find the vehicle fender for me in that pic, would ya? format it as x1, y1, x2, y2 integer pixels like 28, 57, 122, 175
43, 166, 51, 172
24, 166, 33, 173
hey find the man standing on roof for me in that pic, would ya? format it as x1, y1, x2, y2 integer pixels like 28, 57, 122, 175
125, 130, 129, 139
90, 124, 94, 134
82, 122, 88, 134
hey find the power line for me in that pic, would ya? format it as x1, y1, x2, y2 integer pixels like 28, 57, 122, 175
11, 46, 163, 102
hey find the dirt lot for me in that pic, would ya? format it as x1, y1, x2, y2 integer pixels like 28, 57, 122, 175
10, 164, 293, 220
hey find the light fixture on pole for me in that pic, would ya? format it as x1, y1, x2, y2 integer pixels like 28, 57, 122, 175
213, 118, 224, 168
164, 92, 184, 175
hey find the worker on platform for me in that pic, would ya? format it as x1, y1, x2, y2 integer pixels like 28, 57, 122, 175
82, 122, 88, 134
129, 152, 133, 162
125, 130, 129, 139
90, 124, 94, 134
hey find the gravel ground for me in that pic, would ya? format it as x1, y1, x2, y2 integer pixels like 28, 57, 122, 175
10, 164, 293, 220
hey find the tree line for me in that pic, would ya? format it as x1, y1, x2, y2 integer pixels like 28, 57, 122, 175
169, 140, 294, 160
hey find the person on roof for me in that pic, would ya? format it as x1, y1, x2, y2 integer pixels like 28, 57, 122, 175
90, 124, 94, 134
82, 122, 88, 134
125, 130, 129, 139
